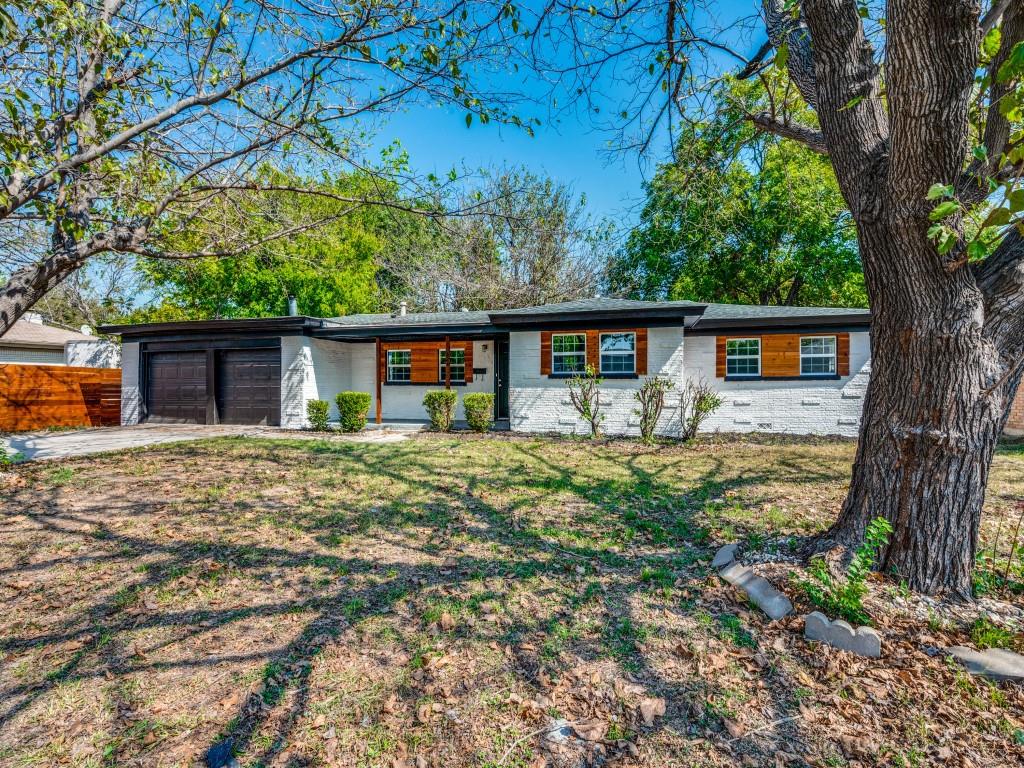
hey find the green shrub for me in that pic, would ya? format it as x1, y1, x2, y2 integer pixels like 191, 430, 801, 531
336, 391, 371, 432
679, 377, 723, 440
794, 517, 892, 626
462, 392, 495, 432
567, 365, 604, 438
306, 399, 331, 431
423, 390, 458, 431
633, 376, 674, 443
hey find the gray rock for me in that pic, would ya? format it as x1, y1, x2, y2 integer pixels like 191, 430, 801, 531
804, 611, 881, 657
946, 646, 1024, 682
719, 563, 793, 620
712, 543, 739, 569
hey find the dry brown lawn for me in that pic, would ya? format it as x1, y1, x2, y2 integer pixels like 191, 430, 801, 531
1, 433, 1023, 768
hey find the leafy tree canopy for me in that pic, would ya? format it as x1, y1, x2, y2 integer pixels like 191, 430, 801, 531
609, 79, 866, 308
131, 167, 436, 321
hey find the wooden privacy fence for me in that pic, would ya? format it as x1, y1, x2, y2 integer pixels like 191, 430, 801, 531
0, 364, 121, 432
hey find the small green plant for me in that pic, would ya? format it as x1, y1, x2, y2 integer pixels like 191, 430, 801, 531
633, 376, 673, 444
335, 391, 371, 432
422, 390, 458, 431
970, 616, 1021, 651
462, 392, 495, 432
795, 517, 893, 626
305, 399, 330, 431
567, 365, 604, 438
678, 377, 723, 440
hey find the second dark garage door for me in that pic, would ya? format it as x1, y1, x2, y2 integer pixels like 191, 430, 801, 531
215, 348, 281, 426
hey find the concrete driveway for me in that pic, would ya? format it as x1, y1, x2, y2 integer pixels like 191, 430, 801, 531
2, 423, 412, 462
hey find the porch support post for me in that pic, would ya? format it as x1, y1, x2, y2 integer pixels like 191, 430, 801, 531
444, 335, 451, 389
375, 336, 382, 424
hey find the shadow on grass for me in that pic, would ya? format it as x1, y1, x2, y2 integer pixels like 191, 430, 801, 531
0, 434, 848, 766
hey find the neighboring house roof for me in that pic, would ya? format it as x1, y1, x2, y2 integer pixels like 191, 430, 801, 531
0, 318, 96, 348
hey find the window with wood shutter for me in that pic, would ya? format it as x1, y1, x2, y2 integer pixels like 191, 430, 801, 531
716, 332, 851, 379
540, 328, 648, 376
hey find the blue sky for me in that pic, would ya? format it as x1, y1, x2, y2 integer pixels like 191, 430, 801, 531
370, 1, 765, 230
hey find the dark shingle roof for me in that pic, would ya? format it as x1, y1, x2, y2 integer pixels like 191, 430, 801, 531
488, 298, 706, 316
327, 310, 492, 328
0, 318, 96, 347
694, 302, 871, 327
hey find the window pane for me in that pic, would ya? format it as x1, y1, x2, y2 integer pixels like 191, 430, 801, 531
600, 333, 635, 352
553, 353, 586, 374
800, 337, 836, 375
439, 349, 466, 380
601, 353, 635, 372
553, 334, 585, 353
725, 338, 760, 376
388, 350, 411, 382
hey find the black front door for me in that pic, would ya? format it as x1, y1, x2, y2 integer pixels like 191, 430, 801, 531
495, 339, 510, 419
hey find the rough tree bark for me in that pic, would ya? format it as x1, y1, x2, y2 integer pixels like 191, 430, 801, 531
756, 0, 1024, 597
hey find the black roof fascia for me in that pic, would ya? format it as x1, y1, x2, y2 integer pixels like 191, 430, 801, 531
98, 316, 326, 339
687, 315, 872, 335
488, 307, 706, 329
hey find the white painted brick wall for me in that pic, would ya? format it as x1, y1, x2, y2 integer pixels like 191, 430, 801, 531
683, 332, 871, 437
509, 327, 687, 436
120, 342, 141, 425
280, 338, 496, 426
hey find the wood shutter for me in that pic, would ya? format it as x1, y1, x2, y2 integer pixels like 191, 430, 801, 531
540, 328, 647, 376
716, 332, 852, 378
381, 340, 473, 384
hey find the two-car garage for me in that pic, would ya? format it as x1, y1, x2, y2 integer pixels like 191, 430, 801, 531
143, 345, 281, 426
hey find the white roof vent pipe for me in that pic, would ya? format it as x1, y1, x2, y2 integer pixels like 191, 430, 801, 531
287, 295, 298, 316
399, 301, 408, 316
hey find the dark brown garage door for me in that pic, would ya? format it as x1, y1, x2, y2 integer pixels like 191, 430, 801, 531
145, 351, 207, 423
215, 348, 281, 426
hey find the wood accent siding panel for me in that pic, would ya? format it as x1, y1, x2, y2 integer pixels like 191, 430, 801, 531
539, 328, 648, 376
838, 333, 850, 376
715, 332, 852, 378
762, 335, 800, 378
379, 340, 473, 384
0, 364, 120, 432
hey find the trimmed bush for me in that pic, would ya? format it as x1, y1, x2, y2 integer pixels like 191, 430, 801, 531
306, 399, 331, 431
336, 391, 371, 432
423, 390, 457, 432
463, 392, 495, 433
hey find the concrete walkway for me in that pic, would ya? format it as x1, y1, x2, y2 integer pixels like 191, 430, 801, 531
2, 424, 414, 462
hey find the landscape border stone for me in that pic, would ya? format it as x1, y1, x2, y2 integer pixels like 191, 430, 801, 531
945, 645, 1024, 682
719, 562, 793, 620
804, 611, 881, 658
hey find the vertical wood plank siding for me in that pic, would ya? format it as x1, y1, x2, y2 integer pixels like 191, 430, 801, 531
715, 333, 851, 378
539, 329, 647, 375
378, 340, 474, 384
0, 364, 120, 431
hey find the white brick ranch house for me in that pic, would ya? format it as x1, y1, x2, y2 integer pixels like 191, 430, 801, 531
99, 298, 872, 437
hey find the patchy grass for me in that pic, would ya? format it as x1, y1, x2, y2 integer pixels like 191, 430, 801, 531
0, 433, 1022, 767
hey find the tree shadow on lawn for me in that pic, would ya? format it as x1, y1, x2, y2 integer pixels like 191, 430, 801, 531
0, 436, 836, 766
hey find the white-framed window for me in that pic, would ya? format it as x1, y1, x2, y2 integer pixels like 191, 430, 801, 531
386, 349, 412, 382
438, 348, 466, 382
551, 333, 586, 375
600, 332, 636, 374
725, 338, 761, 377
800, 336, 837, 375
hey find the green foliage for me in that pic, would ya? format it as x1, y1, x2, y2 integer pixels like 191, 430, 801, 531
608, 78, 866, 308
795, 517, 893, 626
970, 616, 1022, 651
678, 378, 723, 440
306, 399, 331, 432
633, 376, 674, 444
462, 392, 495, 433
566, 365, 605, 439
335, 392, 371, 433
131, 167, 419, 321
423, 390, 458, 432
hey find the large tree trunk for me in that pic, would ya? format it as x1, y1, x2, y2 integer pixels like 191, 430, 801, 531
824, 229, 1022, 598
